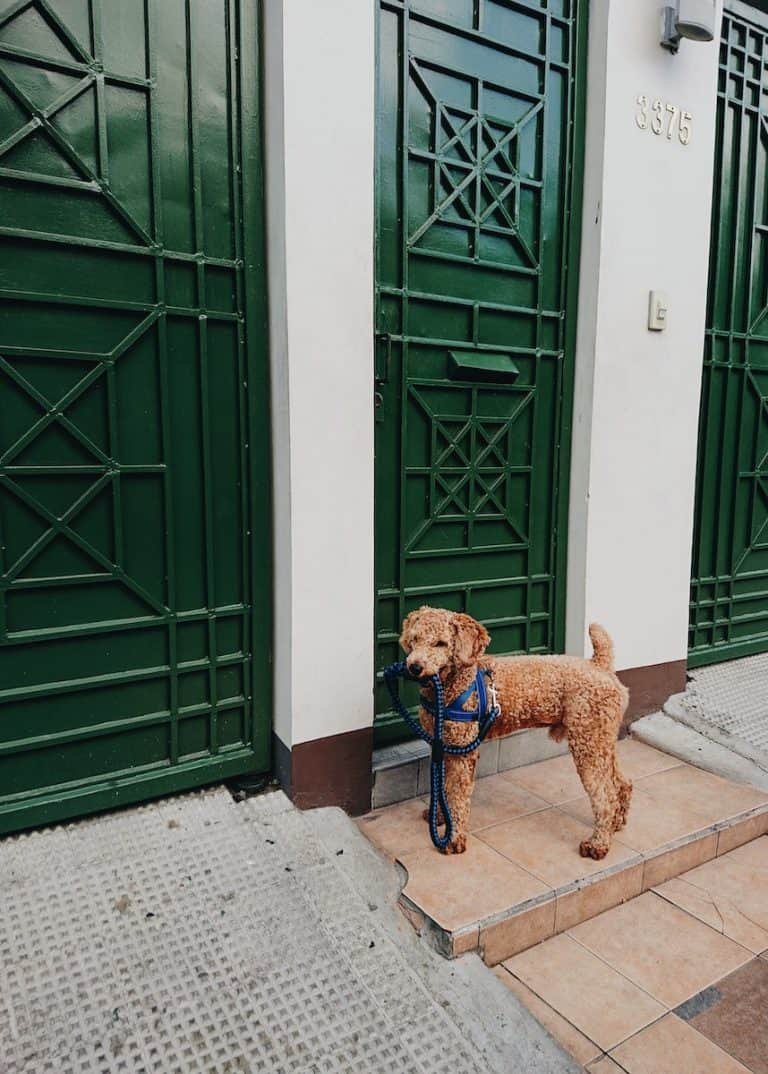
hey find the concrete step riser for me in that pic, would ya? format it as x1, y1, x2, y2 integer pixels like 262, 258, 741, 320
373, 728, 569, 809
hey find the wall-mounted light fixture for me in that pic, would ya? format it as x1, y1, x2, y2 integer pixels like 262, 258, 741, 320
660, 0, 716, 53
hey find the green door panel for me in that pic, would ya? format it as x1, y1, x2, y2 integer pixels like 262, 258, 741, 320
374, 0, 587, 740
689, 2, 768, 665
0, 0, 271, 833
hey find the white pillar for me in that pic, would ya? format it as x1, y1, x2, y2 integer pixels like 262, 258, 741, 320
263, 0, 375, 770
568, 0, 723, 683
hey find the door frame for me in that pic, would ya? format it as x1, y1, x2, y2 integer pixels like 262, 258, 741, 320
372, 0, 590, 741
242, 0, 273, 773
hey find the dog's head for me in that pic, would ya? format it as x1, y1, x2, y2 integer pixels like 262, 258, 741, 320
399, 606, 490, 682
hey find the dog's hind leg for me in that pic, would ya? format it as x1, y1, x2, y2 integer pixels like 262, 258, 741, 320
564, 695, 621, 860
612, 752, 633, 831
613, 694, 632, 830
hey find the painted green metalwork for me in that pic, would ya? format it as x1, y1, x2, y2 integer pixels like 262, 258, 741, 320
375, 0, 587, 740
690, 1, 768, 666
0, 0, 271, 833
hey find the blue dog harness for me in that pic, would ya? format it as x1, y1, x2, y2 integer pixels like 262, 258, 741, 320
382, 663, 500, 850
420, 669, 494, 724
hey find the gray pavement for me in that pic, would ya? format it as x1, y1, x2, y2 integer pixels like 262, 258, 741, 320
0, 786, 580, 1074
662, 654, 768, 775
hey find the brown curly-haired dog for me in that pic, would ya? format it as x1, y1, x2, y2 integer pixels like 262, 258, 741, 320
400, 607, 632, 859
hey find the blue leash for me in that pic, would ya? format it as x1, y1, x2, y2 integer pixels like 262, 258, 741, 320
382, 661, 500, 850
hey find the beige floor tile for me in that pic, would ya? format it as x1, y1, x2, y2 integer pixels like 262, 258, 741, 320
555, 862, 644, 933
613, 739, 684, 780
641, 832, 718, 889
587, 1058, 624, 1074
655, 836, 768, 951
718, 810, 768, 856
654, 875, 768, 954
502, 753, 586, 804
611, 1013, 752, 1074
468, 773, 550, 831
478, 808, 639, 887
632, 765, 768, 827
562, 785, 715, 853
569, 891, 752, 1007
356, 797, 428, 857
399, 836, 549, 932
451, 927, 479, 957
492, 966, 602, 1065
481, 898, 555, 964
504, 933, 665, 1051
502, 740, 682, 811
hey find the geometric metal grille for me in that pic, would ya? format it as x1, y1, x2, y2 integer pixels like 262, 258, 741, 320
375, 0, 585, 738
0, 0, 270, 832
405, 387, 532, 551
411, 79, 541, 267
689, 2, 768, 666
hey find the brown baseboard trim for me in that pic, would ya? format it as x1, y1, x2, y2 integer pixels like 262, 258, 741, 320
618, 659, 687, 726
274, 726, 373, 816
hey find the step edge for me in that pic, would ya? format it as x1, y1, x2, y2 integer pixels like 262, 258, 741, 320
400, 805, 768, 963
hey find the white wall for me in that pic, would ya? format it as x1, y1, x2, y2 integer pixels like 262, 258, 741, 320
263, 0, 375, 746
567, 0, 723, 671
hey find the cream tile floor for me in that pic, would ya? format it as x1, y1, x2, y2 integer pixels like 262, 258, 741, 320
357, 740, 768, 957
495, 837, 768, 1073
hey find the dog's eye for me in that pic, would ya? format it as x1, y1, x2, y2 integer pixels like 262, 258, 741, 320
436, 640, 448, 648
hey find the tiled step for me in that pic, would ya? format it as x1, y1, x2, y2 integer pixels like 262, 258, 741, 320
493, 837, 768, 1071
357, 739, 768, 965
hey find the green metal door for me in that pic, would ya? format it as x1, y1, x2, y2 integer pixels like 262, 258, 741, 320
375, 0, 586, 738
0, 0, 270, 833
690, 1, 768, 665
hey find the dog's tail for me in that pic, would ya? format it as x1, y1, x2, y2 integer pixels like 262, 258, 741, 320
589, 623, 614, 672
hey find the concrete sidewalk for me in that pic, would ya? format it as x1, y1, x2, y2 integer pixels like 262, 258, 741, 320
664, 654, 768, 774
0, 786, 579, 1074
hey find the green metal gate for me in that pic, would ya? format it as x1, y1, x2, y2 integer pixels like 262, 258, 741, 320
0, 0, 270, 833
375, 0, 586, 738
690, 1, 768, 665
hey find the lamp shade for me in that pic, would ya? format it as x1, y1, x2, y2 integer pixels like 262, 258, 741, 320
676, 0, 716, 41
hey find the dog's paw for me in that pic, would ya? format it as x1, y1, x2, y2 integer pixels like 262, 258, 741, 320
443, 834, 467, 855
579, 839, 608, 860
422, 808, 445, 826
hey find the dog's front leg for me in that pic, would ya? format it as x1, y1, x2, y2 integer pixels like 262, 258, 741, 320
442, 749, 478, 854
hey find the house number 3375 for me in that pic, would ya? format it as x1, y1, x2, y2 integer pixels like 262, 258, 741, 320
636, 95, 692, 145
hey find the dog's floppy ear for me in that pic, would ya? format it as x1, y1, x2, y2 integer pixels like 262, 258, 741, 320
451, 613, 490, 666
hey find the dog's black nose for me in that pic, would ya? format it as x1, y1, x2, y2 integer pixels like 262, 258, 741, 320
409, 662, 423, 678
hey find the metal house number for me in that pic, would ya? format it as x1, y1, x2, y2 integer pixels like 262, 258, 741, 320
635, 94, 692, 145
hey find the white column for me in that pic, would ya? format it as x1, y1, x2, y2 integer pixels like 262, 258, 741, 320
263, 0, 375, 748
568, 0, 723, 672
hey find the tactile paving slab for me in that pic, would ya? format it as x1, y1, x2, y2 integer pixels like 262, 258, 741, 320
0, 788, 494, 1074
682, 655, 768, 761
